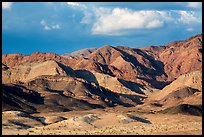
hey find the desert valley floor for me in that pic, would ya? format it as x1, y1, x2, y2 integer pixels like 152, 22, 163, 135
2, 107, 202, 135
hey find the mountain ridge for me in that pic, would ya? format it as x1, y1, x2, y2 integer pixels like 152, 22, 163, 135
2, 34, 202, 115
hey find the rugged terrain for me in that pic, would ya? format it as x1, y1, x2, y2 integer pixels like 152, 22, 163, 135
2, 34, 202, 135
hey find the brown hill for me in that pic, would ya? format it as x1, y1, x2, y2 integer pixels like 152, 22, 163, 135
137, 70, 202, 114
62, 48, 97, 59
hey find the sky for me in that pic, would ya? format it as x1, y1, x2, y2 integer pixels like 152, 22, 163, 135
2, 2, 202, 55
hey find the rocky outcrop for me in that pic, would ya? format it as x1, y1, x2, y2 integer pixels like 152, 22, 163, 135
2, 60, 75, 83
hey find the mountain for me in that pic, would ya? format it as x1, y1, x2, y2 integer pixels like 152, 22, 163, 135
2, 34, 202, 115
61, 48, 97, 59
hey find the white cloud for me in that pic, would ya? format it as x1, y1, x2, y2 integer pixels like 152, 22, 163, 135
88, 7, 201, 35
40, 20, 46, 26
177, 11, 200, 24
80, 11, 93, 24
186, 28, 194, 32
67, 2, 89, 24
92, 8, 172, 35
67, 2, 86, 9
40, 19, 60, 31
67, 2, 80, 6
146, 20, 164, 29
44, 26, 51, 30
52, 24, 60, 29
65, 3, 201, 35
187, 2, 202, 9
2, 2, 13, 10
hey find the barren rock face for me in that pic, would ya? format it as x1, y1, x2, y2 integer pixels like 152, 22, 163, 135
149, 70, 202, 101
87, 45, 123, 65
147, 34, 201, 81
143, 34, 202, 81
141, 70, 202, 111
26, 61, 68, 81
2, 60, 72, 83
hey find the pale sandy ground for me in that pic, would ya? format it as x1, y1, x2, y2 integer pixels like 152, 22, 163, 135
2, 107, 202, 135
